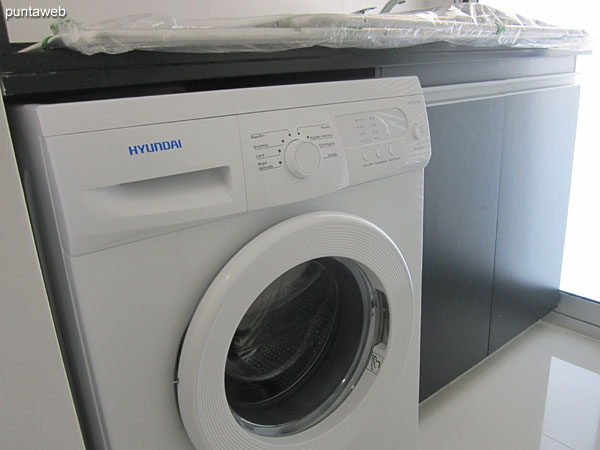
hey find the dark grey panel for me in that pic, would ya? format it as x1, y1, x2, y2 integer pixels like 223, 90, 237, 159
382, 56, 576, 87
420, 98, 503, 400
489, 86, 580, 352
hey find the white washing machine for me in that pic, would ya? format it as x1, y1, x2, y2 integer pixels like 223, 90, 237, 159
10, 77, 430, 450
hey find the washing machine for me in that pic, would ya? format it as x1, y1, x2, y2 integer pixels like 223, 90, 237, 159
10, 76, 430, 450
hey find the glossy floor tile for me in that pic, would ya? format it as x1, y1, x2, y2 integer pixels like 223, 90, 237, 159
419, 321, 600, 450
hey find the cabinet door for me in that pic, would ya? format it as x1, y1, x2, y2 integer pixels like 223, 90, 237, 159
421, 98, 503, 401
489, 86, 580, 352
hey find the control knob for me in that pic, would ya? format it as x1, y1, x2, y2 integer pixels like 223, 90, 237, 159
285, 140, 322, 179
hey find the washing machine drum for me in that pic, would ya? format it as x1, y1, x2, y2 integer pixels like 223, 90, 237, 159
177, 212, 414, 450
225, 257, 385, 436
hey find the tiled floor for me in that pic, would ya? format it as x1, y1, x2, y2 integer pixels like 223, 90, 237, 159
418, 321, 600, 450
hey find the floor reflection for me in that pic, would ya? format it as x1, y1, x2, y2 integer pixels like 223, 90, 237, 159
542, 357, 600, 450
418, 322, 600, 450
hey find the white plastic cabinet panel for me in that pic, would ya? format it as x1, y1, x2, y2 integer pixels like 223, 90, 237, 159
0, 102, 85, 449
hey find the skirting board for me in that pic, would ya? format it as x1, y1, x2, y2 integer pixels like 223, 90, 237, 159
554, 292, 600, 326
544, 291, 600, 341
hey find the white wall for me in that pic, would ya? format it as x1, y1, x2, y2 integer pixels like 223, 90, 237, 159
4, 0, 447, 43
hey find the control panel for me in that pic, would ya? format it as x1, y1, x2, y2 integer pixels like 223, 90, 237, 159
330, 95, 431, 186
22, 76, 430, 255
238, 107, 349, 211
239, 93, 430, 211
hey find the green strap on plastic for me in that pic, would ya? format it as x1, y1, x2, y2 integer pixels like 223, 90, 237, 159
41, 36, 52, 50
496, 22, 505, 35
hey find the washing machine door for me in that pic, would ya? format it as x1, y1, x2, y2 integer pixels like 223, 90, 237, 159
177, 211, 414, 450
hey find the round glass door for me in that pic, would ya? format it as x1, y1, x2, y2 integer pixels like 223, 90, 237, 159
176, 212, 413, 450
224, 256, 389, 437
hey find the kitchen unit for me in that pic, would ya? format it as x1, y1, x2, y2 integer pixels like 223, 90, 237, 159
1, 41, 582, 410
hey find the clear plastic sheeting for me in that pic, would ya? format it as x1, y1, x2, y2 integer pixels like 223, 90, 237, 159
22, 4, 592, 55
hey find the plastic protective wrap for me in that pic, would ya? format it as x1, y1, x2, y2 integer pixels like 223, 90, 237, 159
23, 4, 592, 55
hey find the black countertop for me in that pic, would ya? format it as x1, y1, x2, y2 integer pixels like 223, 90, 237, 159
0, 43, 581, 101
